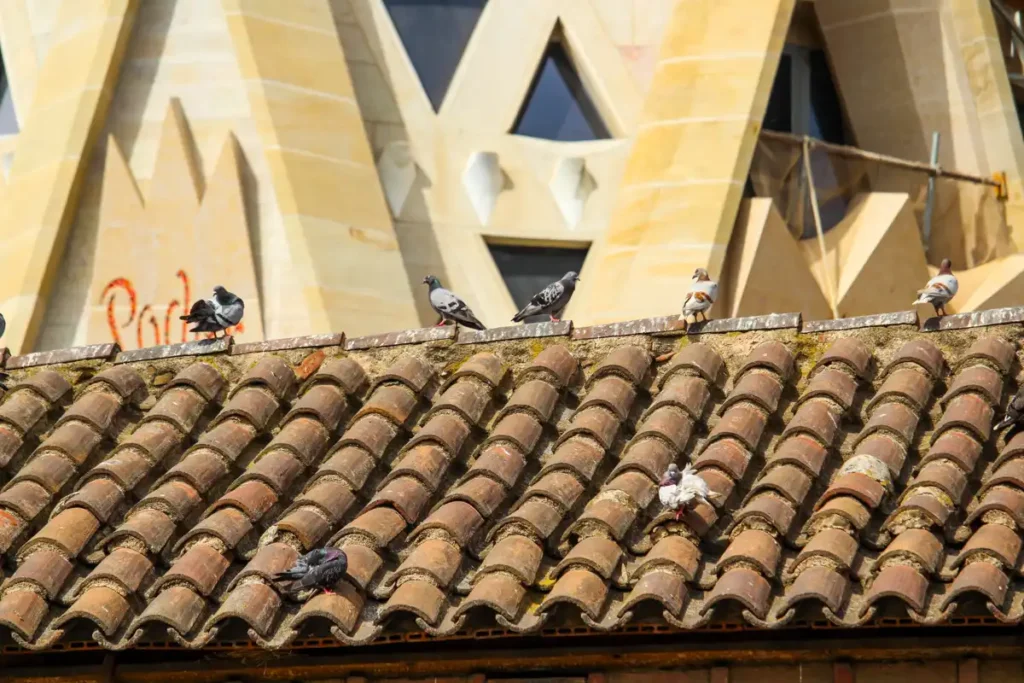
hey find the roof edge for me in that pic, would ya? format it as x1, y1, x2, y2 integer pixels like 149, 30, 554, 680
6, 305, 1023, 372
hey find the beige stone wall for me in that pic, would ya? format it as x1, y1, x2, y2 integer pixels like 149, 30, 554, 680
1, 0, 1024, 353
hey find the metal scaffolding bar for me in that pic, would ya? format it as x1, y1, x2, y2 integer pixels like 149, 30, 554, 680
760, 129, 1002, 188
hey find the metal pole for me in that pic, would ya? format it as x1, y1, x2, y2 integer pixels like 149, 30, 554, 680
922, 131, 940, 258
759, 130, 998, 187
803, 137, 839, 319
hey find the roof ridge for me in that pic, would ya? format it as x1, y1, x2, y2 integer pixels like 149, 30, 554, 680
4, 305, 1024, 372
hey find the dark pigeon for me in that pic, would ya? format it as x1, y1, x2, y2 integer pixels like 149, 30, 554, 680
423, 275, 485, 330
272, 547, 349, 596
995, 387, 1024, 433
180, 285, 244, 338
511, 271, 579, 323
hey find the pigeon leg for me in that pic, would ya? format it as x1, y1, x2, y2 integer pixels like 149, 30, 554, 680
549, 314, 560, 322
674, 508, 684, 522
435, 318, 447, 327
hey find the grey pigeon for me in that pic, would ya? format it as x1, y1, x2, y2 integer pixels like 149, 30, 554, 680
995, 387, 1024, 433
180, 285, 244, 338
272, 547, 349, 596
512, 271, 579, 323
422, 275, 485, 330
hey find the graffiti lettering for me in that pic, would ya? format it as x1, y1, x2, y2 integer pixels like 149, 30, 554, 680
101, 270, 245, 350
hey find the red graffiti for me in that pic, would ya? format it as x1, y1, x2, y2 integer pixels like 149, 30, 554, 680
101, 270, 244, 349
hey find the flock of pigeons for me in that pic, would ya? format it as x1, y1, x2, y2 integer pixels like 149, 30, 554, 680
0, 259, 1004, 598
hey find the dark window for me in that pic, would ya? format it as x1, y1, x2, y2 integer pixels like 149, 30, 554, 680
763, 46, 845, 144
487, 242, 588, 323
0, 48, 17, 134
763, 44, 848, 237
384, 0, 487, 111
808, 49, 845, 145
512, 39, 610, 142
763, 53, 792, 133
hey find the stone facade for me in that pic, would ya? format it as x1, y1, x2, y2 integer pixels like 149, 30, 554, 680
0, 0, 1023, 357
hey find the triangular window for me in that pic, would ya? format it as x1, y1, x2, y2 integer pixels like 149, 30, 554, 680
488, 242, 589, 323
384, 0, 487, 112
0, 47, 18, 135
512, 35, 610, 142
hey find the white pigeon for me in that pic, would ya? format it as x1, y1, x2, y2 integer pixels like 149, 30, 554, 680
912, 258, 957, 317
179, 286, 245, 338
422, 275, 485, 330
678, 268, 718, 330
658, 463, 713, 521
512, 271, 579, 323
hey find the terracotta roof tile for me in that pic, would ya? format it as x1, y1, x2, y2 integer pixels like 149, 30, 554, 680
2, 316, 1024, 650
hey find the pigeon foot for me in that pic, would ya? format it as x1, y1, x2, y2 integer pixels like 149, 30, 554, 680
674, 509, 684, 522
549, 315, 560, 322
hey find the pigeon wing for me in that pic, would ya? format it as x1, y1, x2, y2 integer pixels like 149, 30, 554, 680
216, 300, 245, 327
532, 280, 565, 309
181, 299, 215, 321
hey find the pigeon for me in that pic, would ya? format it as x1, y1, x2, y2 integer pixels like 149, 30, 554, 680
678, 268, 718, 330
272, 547, 350, 596
912, 258, 958, 316
422, 275, 485, 330
658, 463, 715, 521
995, 386, 1024, 433
179, 286, 244, 338
511, 271, 580, 323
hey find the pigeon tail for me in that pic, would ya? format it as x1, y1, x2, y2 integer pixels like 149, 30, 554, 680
512, 304, 541, 323
459, 311, 487, 330
995, 415, 1016, 432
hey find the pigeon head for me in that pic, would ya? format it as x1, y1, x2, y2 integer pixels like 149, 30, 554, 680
212, 286, 238, 304
661, 463, 681, 485
422, 275, 441, 288
692, 268, 710, 282
563, 271, 580, 283
938, 258, 953, 274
